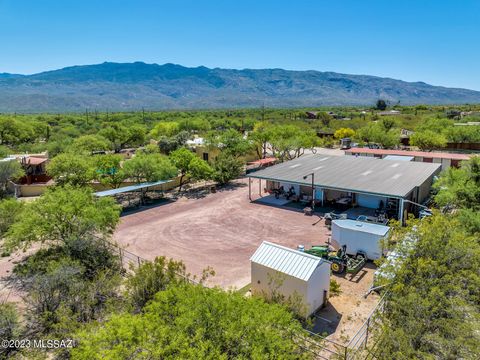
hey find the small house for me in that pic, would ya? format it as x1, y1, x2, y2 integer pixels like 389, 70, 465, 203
250, 241, 331, 317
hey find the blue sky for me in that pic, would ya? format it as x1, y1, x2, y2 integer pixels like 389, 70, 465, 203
1, 0, 479, 90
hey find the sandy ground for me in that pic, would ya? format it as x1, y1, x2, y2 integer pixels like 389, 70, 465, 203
313, 263, 380, 344
114, 178, 380, 343
0, 248, 35, 305
114, 178, 331, 288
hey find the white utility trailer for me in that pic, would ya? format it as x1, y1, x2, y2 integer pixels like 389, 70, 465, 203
331, 219, 390, 260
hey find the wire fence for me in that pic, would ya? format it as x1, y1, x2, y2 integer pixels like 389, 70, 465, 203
294, 292, 388, 360
102, 236, 389, 360
100, 237, 201, 285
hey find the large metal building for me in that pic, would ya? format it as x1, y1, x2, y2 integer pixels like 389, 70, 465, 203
250, 241, 331, 317
248, 154, 441, 222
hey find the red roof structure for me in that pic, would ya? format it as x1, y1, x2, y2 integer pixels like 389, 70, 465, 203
345, 148, 471, 161
248, 157, 277, 166
23, 156, 48, 165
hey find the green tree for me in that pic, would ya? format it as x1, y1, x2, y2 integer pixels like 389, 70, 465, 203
410, 130, 447, 150
0, 303, 21, 358
212, 153, 243, 185
99, 123, 146, 152
0, 145, 9, 158
188, 156, 213, 183
170, 148, 212, 191
377, 215, 480, 359
380, 118, 397, 132
334, 127, 355, 139
434, 156, 480, 211
376, 99, 387, 110
266, 124, 319, 161
126, 256, 187, 310
317, 112, 333, 126
357, 123, 400, 148
0, 160, 24, 196
47, 153, 94, 186
92, 154, 125, 189
0, 117, 21, 145
149, 121, 181, 138
72, 283, 311, 360
444, 125, 480, 143
138, 143, 160, 154
157, 131, 190, 155
70, 134, 111, 154
6, 186, 120, 249
0, 198, 24, 238
207, 129, 252, 157
123, 153, 177, 184
249, 121, 272, 159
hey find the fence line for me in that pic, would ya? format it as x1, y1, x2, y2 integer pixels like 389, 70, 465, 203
98, 235, 390, 360
99, 236, 200, 285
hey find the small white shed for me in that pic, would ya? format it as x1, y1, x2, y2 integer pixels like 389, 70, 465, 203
331, 220, 390, 260
250, 241, 331, 317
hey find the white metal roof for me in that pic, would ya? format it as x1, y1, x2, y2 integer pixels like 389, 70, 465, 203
94, 180, 172, 197
250, 241, 326, 282
248, 154, 441, 198
333, 219, 390, 236
383, 155, 414, 162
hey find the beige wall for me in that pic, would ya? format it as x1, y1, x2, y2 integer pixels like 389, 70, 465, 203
251, 262, 329, 317
15, 183, 51, 197
306, 261, 330, 315
251, 262, 309, 316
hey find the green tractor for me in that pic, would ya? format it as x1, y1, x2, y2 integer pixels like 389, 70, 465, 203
305, 245, 366, 275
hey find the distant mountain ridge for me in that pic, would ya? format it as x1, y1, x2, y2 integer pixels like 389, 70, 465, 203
0, 62, 479, 113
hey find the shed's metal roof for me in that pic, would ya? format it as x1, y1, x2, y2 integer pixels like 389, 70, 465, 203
94, 180, 172, 197
250, 241, 325, 281
333, 219, 390, 236
248, 154, 441, 198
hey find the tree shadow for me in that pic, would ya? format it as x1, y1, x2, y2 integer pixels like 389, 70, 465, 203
120, 198, 176, 216
179, 181, 247, 200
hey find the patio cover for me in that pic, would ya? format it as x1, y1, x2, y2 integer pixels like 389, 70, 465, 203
94, 180, 172, 197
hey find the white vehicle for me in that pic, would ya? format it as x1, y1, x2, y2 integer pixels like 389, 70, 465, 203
331, 219, 390, 260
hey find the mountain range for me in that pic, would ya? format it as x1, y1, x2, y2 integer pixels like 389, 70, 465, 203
0, 62, 479, 113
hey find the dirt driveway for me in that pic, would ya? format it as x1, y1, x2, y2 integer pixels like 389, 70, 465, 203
114, 179, 331, 288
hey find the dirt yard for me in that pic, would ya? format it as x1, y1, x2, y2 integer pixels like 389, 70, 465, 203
113, 177, 381, 343
312, 263, 380, 344
114, 178, 330, 288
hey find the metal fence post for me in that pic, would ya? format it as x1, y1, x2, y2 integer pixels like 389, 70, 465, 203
364, 317, 370, 349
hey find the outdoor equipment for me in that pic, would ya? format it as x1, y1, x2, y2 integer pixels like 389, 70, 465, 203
305, 245, 366, 275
